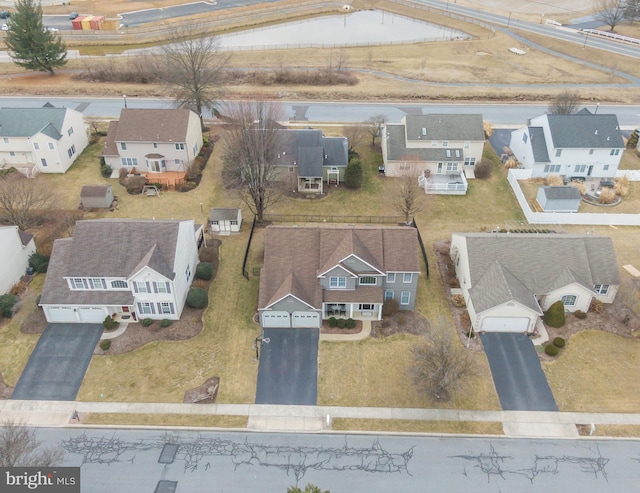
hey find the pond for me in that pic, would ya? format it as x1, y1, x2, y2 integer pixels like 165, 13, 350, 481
216, 9, 470, 50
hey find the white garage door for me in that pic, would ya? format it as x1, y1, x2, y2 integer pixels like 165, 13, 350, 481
261, 311, 291, 328
47, 307, 77, 323
78, 307, 108, 323
481, 317, 530, 333
292, 312, 320, 328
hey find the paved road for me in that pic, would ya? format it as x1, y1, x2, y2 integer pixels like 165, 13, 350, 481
11, 323, 103, 401
255, 328, 318, 405
25, 426, 640, 492
481, 333, 558, 412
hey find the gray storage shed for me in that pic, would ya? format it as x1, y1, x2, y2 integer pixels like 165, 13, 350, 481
209, 208, 242, 233
80, 185, 114, 209
536, 186, 581, 212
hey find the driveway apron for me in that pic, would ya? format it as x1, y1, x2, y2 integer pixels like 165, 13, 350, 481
255, 328, 319, 405
12, 323, 103, 401
480, 332, 558, 411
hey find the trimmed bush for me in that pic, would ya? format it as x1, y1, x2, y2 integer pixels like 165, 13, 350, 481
196, 262, 213, 280
345, 318, 356, 329
0, 294, 17, 318
141, 318, 153, 327
544, 344, 559, 357
336, 318, 346, 329
573, 310, 587, 320
544, 300, 566, 328
344, 157, 363, 189
103, 315, 117, 331
451, 294, 466, 308
589, 298, 604, 314
99, 339, 111, 351
160, 319, 171, 328
553, 337, 566, 348
186, 287, 208, 309
382, 299, 399, 317
327, 316, 337, 328
29, 252, 49, 273
473, 159, 494, 179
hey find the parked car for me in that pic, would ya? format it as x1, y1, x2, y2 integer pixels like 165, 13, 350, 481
1, 24, 8, 31
0, 11, 10, 19
69, 11, 78, 20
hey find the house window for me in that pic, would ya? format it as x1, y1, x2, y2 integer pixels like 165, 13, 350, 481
575, 165, 586, 173
400, 291, 411, 305
359, 303, 374, 311
561, 295, 577, 307
455, 149, 461, 158
2, 137, 8, 143
230, 220, 238, 226
603, 165, 609, 171
40, 158, 47, 167
68, 127, 74, 136
431, 141, 437, 147
33, 142, 40, 150
385, 290, 394, 301
445, 149, 451, 158
610, 149, 620, 156
153, 142, 158, 148
211, 220, 219, 225
329, 276, 347, 288
174, 159, 180, 165
594, 284, 609, 295
556, 149, 562, 157
446, 162, 458, 172
159, 302, 174, 314
464, 157, 476, 166
288, 166, 294, 173
464, 141, 470, 149
135, 281, 149, 293
386, 273, 396, 283
589, 149, 594, 155
121, 157, 137, 167
10, 151, 15, 157
359, 276, 376, 285
443, 141, 448, 147
175, 143, 185, 150
72, 278, 85, 289
543, 164, 561, 173
111, 280, 128, 289
120, 142, 127, 150
193, 143, 198, 155
48, 143, 54, 150
156, 282, 169, 293
522, 133, 528, 144
67, 147, 73, 158
403, 273, 413, 283
89, 278, 106, 289
186, 265, 191, 282
139, 302, 153, 314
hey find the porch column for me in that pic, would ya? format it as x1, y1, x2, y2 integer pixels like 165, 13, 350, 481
376, 304, 382, 320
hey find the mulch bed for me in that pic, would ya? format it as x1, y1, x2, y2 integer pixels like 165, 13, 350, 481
0, 373, 13, 399
183, 376, 219, 404
321, 319, 363, 334
371, 311, 430, 338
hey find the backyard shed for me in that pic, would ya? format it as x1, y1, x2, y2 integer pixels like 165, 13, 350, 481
536, 186, 581, 212
80, 185, 114, 209
209, 208, 242, 233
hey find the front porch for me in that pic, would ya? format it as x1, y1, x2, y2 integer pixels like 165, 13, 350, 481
418, 170, 468, 195
323, 303, 382, 321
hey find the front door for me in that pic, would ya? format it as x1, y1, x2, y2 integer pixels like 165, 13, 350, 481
150, 160, 161, 172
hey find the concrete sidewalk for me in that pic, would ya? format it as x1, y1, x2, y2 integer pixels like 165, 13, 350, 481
2, 399, 639, 438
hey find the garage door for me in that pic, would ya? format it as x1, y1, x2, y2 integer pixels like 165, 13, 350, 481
292, 312, 320, 328
78, 307, 108, 323
262, 311, 291, 328
47, 307, 77, 323
481, 317, 530, 333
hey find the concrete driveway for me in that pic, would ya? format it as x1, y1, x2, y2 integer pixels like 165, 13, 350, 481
480, 332, 558, 411
12, 323, 103, 401
255, 328, 318, 405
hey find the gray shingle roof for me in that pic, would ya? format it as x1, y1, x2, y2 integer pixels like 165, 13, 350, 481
404, 114, 484, 141
209, 208, 240, 221
385, 124, 463, 162
322, 137, 348, 167
528, 126, 550, 163
274, 129, 348, 177
546, 114, 624, 148
81, 185, 111, 198
0, 105, 67, 139
540, 186, 581, 200
458, 233, 621, 313
111, 108, 194, 143
40, 219, 188, 305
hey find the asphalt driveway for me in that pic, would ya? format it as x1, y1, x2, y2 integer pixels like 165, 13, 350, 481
255, 328, 318, 405
12, 323, 103, 401
480, 332, 558, 412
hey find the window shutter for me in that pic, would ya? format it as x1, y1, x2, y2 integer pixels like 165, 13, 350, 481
133, 283, 138, 293
137, 302, 142, 312
150, 303, 155, 314
146, 282, 151, 293
157, 303, 162, 314
166, 283, 171, 294
170, 303, 174, 314
153, 283, 158, 293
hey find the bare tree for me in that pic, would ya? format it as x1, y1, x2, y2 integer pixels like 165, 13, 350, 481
0, 420, 65, 467
625, 0, 640, 22
341, 124, 366, 154
366, 114, 387, 147
161, 24, 230, 128
410, 318, 475, 402
547, 90, 581, 115
394, 172, 422, 224
594, 0, 627, 31
221, 101, 285, 221
0, 173, 58, 230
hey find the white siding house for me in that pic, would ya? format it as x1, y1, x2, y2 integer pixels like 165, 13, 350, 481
0, 226, 36, 294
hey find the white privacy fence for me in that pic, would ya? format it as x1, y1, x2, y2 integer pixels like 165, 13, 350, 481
507, 169, 640, 226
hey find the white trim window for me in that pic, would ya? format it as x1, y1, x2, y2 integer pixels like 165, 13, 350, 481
593, 284, 609, 295
386, 273, 396, 283
89, 278, 106, 289
158, 302, 174, 314
175, 143, 185, 150
155, 282, 170, 293
464, 157, 476, 166
71, 278, 86, 289
400, 291, 411, 305
186, 265, 191, 282
561, 295, 577, 307
329, 276, 347, 289
403, 273, 413, 283
544, 164, 561, 173
139, 302, 153, 314
359, 303, 374, 311
384, 290, 394, 301
575, 165, 587, 173
359, 276, 376, 286
34, 142, 40, 150
111, 280, 128, 289
135, 281, 150, 293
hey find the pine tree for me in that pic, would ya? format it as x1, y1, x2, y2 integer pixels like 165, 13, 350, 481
5, 0, 67, 74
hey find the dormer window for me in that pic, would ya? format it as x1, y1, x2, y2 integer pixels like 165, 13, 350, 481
359, 276, 376, 285
329, 276, 347, 288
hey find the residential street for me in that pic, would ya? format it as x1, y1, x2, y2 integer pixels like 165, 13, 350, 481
28, 427, 640, 492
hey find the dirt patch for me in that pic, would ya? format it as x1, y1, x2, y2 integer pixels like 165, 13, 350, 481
183, 376, 220, 404
371, 311, 430, 338
0, 373, 14, 399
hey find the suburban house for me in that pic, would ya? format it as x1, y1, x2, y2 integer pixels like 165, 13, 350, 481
209, 208, 242, 234
102, 108, 203, 188
80, 184, 115, 209
536, 186, 582, 212
508, 111, 624, 179
0, 103, 89, 177
259, 225, 421, 328
0, 226, 36, 295
271, 128, 349, 194
381, 114, 485, 194
450, 233, 621, 333
39, 219, 200, 324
